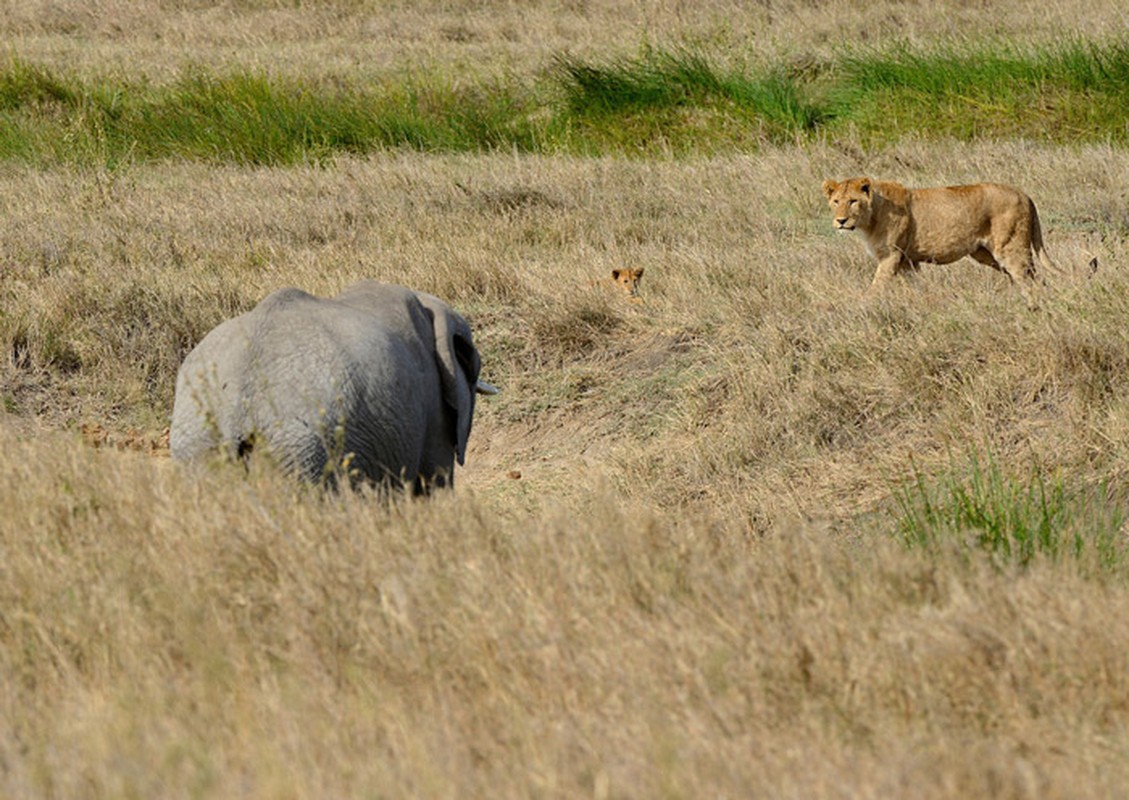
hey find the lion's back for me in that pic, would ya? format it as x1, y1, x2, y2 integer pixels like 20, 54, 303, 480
908, 183, 1032, 244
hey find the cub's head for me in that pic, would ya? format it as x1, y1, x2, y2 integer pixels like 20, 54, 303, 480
821, 178, 874, 232
611, 267, 645, 297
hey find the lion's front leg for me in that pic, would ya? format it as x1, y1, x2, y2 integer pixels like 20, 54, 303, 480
867, 252, 903, 294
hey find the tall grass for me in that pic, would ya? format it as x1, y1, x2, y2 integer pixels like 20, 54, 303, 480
4, 2, 1129, 793
835, 40, 1129, 142
4, 110, 1129, 800
553, 48, 826, 129
3, 40, 1129, 165
839, 39, 1129, 97
0, 61, 542, 166
893, 450, 1125, 571
5, 432, 1129, 798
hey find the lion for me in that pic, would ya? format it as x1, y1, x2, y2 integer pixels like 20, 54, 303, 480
821, 177, 1075, 308
81, 422, 170, 456
590, 267, 645, 304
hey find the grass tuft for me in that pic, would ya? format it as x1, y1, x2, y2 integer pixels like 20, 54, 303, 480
552, 48, 825, 143
0, 59, 78, 109
894, 450, 1125, 571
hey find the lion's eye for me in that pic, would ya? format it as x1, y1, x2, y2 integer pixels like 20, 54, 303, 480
849, 199, 858, 207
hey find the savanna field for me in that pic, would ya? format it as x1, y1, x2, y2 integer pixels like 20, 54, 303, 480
4, 1, 1129, 796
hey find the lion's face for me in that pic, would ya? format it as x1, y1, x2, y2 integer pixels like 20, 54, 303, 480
822, 178, 874, 232
611, 267, 644, 297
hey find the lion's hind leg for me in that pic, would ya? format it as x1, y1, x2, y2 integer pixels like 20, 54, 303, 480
970, 247, 1004, 273
969, 247, 1040, 307
994, 244, 1042, 309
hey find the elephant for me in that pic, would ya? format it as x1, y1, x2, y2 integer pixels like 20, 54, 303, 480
169, 280, 495, 493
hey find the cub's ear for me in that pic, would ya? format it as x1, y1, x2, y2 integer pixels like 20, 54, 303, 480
821, 179, 838, 199
611, 268, 622, 280
634, 267, 644, 278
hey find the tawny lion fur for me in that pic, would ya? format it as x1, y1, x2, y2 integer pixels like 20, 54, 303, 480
822, 177, 1065, 308
590, 267, 645, 304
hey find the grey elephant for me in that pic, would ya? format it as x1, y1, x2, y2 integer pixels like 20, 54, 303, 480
169, 280, 495, 493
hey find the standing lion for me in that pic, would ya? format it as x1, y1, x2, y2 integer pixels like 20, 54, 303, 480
821, 177, 1076, 308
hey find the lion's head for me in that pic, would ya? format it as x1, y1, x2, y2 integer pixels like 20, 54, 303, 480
822, 178, 874, 232
611, 267, 645, 297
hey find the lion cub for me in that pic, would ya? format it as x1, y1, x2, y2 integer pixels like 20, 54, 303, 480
822, 177, 1063, 308
590, 267, 645, 304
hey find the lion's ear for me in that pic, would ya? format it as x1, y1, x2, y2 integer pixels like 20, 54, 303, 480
634, 267, 644, 278
821, 179, 838, 198
859, 179, 872, 197
611, 269, 622, 280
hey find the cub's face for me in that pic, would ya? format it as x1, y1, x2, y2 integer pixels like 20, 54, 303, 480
611, 267, 644, 296
822, 178, 873, 231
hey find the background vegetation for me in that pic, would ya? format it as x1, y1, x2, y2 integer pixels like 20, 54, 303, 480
2, 0, 1129, 797
4, 39, 1129, 165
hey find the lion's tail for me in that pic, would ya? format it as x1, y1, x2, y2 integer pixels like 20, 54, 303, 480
1031, 200, 1099, 279
1030, 201, 1064, 280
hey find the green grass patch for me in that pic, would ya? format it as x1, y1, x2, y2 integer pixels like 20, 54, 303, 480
893, 450, 1125, 572
2, 39, 1129, 164
0, 61, 543, 166
553, 48, 826, 131
833, 40, 1129, 143
550, 49, 826, 152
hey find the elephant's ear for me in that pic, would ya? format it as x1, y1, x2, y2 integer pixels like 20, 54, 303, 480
418, 294, 481, 465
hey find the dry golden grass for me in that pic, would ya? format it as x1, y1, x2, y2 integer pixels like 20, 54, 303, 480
4, 142, 1125, 515
3, 0, 1127, 81
3, 138, 1128, 798
3, 428, 1129, 798
3, 1, 1129, 796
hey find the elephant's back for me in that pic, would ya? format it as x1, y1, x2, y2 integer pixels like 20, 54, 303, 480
170, 309, 258, 461
170, 288, 334, 466
171, 285, 437, 483
320, 301, 439, 480
247, 288, 428, 390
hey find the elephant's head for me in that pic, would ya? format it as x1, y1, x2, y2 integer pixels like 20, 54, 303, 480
417, 293, 485, 465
